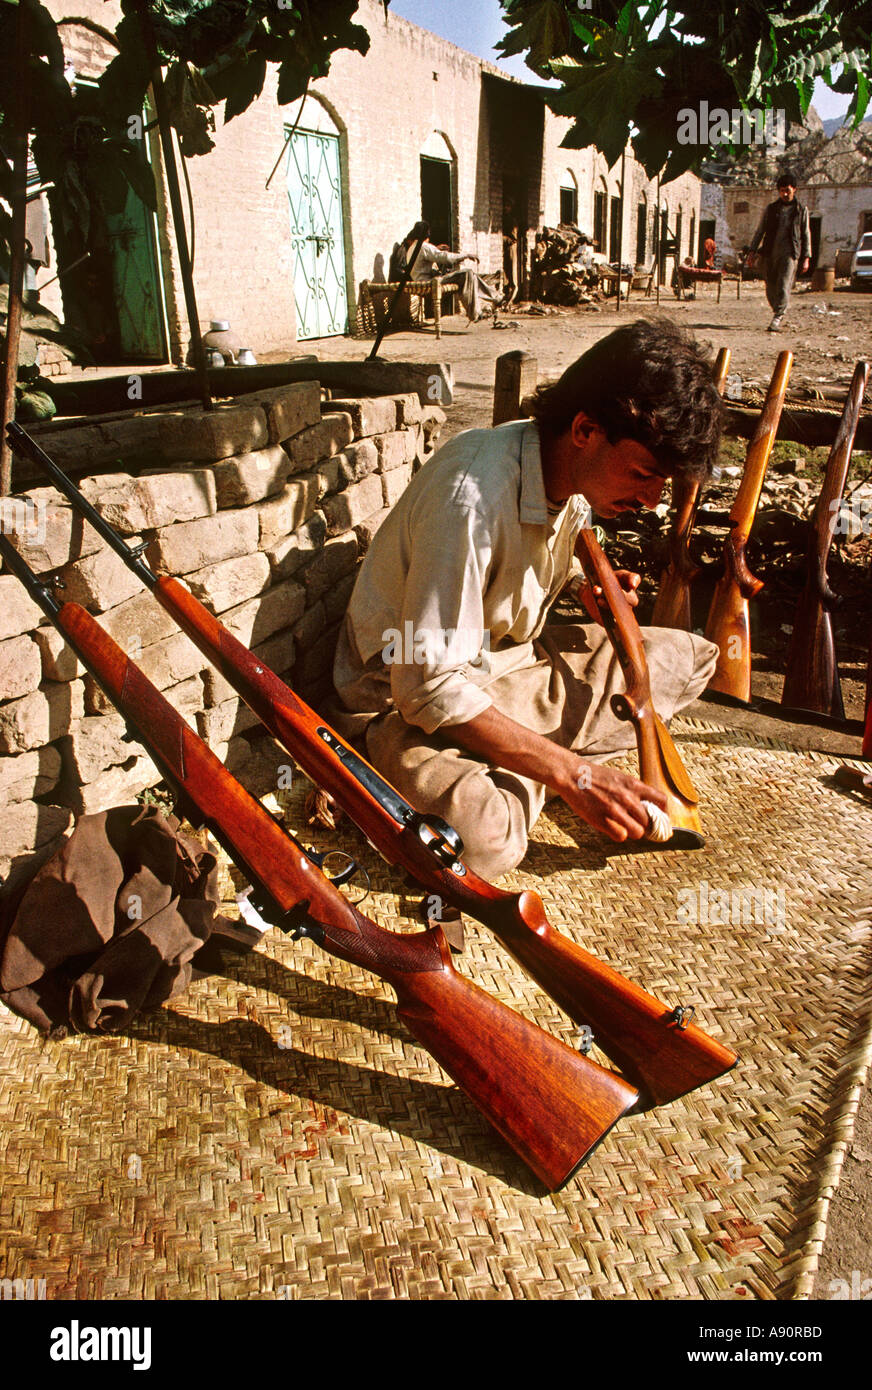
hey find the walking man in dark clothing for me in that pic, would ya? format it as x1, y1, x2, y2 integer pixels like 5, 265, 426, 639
747, 172, 811, 332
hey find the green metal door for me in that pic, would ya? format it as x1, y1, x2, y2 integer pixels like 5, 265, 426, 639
286, 128, 347, 339
105, 182, 167, 360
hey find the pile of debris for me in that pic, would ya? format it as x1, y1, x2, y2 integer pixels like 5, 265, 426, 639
531, 223, 604, 306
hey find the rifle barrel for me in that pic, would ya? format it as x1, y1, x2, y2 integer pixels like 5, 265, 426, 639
0, 532, 638, 1187
7, 427, 737, 1108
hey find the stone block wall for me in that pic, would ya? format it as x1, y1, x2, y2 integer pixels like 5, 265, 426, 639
0, 383, 446, 891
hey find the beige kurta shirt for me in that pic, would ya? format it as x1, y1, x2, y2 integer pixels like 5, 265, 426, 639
333, 420, 591, 734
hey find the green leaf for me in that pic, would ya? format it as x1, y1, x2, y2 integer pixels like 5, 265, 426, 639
497, 0, 572, 69
548, 44, 664, 169
220, 55, 267, 121
847, 69, 871, 125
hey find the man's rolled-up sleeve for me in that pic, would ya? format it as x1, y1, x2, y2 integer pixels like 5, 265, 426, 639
389, 504, 495, 733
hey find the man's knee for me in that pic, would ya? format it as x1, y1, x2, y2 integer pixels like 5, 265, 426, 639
432, 771, 532, 881
686, 633, 719, 695
365, 716, 533, 881
643, 628, 718, 717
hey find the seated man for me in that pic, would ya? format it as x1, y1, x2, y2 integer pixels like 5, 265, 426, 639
332, 319, 722, 879
391, 220, 500, 322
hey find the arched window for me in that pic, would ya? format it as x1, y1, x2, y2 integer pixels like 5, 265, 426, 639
560, 170, 578, 226
636, 194, 648, 264
593, 178, 608, 253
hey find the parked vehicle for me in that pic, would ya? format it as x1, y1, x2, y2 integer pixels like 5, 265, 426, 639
850, 232, 872, 290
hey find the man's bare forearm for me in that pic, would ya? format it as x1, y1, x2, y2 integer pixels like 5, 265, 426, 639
448, 706, 581, 795
446, 704, 668, 844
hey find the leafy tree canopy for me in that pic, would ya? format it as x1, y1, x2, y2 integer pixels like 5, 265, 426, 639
0, 0, 385, 259
497, 0, 872, 178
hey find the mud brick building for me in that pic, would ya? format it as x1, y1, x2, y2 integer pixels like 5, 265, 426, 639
701, 183, 872, 274
39, 0, 701, 361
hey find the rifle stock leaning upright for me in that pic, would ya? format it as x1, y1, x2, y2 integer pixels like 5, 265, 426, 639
6, 422, 738, 1108
575, 527, 704, 850
704, 350, 793, 701
781, 360, 869, 717
0, 524, 640, 1190
651, 346, 732, 630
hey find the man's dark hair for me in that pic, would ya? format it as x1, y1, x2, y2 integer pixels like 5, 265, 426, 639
526, 318, 725, 481
777, 171, 797, 188
404, 220, 430, 246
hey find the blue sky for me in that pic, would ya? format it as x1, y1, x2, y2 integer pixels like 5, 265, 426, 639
388, 1, 851, 121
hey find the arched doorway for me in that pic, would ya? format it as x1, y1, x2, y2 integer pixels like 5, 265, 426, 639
285, 96, 348, 339
420, 131, 456, 248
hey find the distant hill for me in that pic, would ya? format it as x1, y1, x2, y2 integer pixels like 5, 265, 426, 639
822, 116, 847, 137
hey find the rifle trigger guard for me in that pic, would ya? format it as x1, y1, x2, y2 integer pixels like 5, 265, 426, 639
303, 845, 358, 887
409, 813, 466, 871
670, 1004, 695, 1030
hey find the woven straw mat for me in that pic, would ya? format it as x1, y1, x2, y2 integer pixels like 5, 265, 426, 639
1, 716, 870, 1301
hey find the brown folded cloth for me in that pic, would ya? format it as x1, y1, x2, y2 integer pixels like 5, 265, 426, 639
0, 804, 260, 1038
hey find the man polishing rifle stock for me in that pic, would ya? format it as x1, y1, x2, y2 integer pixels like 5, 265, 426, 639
331, 320, 725, 878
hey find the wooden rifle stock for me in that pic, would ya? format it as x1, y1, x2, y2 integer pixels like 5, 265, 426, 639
704, 351, 793, 700
651, 347, 732, 630
781, 360, 869, 717
0, 533, 638, 1189
575, 527, 705, 852
156, 577, 738, 1104
5, 424, 737, 1107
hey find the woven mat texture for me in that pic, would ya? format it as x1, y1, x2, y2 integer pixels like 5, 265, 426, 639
1, 718, 871, 1301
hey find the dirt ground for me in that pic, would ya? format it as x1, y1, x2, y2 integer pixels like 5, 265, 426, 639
300, 277, 870, 435
300, 276, 872, 1300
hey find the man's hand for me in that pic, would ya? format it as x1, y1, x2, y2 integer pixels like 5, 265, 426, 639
746, 251, 756, 268
576, 569, 641, 622
564, 762, 668, 843
449, 705, 670, 846
800, 257, 810, 274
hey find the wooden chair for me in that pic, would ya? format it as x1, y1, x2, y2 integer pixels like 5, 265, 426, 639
629, 261, 656, 298
357, 278, 452, 338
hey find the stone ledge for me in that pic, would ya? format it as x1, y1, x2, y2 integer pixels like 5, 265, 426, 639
80, 468, 218, 535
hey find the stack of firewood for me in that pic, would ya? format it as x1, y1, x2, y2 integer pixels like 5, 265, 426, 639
531, 223, 603, 306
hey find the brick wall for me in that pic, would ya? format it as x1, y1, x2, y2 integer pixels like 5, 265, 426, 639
0, 383, 447, 891
541, 109, 702, 271
704, 182, 872, 271
40, 0, 704, 358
